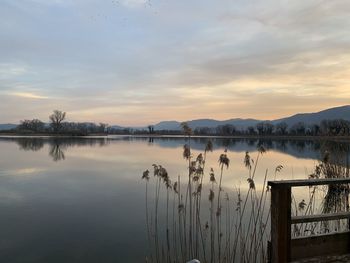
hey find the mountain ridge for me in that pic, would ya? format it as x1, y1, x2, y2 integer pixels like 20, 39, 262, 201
152, 105, 350, 131
271, 105, 350, 127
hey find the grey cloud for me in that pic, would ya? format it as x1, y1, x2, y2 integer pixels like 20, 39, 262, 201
0, 0, 350, 124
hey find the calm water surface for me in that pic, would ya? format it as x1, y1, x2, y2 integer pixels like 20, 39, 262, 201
0, 136, 348, 262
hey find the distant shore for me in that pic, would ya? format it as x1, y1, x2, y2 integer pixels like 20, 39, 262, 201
0, 132, 349, 142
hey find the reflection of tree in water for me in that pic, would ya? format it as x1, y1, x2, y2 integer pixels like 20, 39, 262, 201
1, 137, 109, 161
46, 138, 109, 162
47, 138, 109, 148
16, 138, 44, 151
319, 141, 350, 166
275, 140, 287, 151
286, 139, 312, 153
49, 143, 66, 161
295, 140, 306, 152
219, 138, 234, 148
246, 138, 256, 147
257, 138, 273, 149
4, 136, 350, 163
121, 136, 350, 162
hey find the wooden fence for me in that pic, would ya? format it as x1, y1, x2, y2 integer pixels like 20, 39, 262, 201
268, 178, 350, 262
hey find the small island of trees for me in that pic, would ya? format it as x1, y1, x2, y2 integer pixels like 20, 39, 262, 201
3, 110, 110, 136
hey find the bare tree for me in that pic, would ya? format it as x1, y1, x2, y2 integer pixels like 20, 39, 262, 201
18, 119, 45, 132
275, 122, 288, 135
99, 123, 109, 134
147, 125, 154, 134
49, 110, 66, 133
256, 121, 274, 135
290, 122, 306, 135
247, 126, 256, 135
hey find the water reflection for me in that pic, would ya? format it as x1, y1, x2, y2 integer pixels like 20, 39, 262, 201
0, 136, 349, 262
49, 143, 66, 161
0, 137, 109, 162
16, 137, 44, 151
1, 136, 349, 163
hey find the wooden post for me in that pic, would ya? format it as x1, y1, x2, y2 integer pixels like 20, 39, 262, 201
269, 178, 350, 261
270, 185, 291, 262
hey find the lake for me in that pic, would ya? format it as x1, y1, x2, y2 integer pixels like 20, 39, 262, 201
0, 136, 349, 262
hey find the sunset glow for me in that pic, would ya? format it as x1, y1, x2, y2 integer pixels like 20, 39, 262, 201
1, 0, 350, 125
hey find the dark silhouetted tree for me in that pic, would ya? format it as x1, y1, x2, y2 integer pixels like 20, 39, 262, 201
256, 122, 274, 135
17, 119, 45, 133
49, 110, 66, 133
320, 119, 350, 136
148, 125, 154, 134
99, 123, 109, 134
275, 122, 288, 135
216, 124, 236, 136
310, 124, 320, 136
247, 126, 256, 135
290, 122, 306, 135
256, 122, 264, 135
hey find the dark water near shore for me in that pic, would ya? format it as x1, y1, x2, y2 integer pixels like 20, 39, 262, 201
0, 136, 349, 262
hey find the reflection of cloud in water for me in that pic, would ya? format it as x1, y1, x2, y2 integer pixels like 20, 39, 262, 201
0, 168, 45, 176
0, 137, 348, 261
67, 151, 133, 163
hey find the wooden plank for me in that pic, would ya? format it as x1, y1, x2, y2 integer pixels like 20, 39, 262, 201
270, 185, 291, 262
291, 231, 350, 260
292, 212, 350, 224
267, 241, 272, 263
268, 178, 350, 187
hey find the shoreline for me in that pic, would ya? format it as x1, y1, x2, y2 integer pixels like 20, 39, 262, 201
0, 133, 349, 141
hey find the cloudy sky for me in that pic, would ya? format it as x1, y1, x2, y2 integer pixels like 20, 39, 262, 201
1, 0, 350, 125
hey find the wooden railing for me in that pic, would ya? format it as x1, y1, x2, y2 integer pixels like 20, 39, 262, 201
268, 178, 350, 262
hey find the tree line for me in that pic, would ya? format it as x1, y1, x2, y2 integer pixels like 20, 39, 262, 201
191, 120, 350, 137
3, 110, 350, 137
110, 120, 350, 137
9, 110, 110, 135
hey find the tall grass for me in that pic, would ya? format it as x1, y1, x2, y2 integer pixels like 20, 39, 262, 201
291, 150, 350, 238
142, 124, 278, 263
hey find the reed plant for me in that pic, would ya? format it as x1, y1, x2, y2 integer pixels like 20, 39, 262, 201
142, 134, 350, 262
291, 149, 350, 238
141, 123, 280, 263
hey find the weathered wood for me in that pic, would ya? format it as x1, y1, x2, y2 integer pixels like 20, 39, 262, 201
291, 231, 350, 260
268, 178, 350, 187
292, 212, 350, 224
267, 241, 272, 263
270, 185, 291, 262
269, 178, 350, 261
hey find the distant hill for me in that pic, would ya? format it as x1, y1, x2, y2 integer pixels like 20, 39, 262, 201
154, 121, 182, 131
153, 105, 350, 131
272, 105, 350, 127
0, 124, 17, 131
154, 118, 261, 131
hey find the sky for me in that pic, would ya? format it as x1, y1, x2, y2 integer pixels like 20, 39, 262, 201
1, 0, 350, 126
